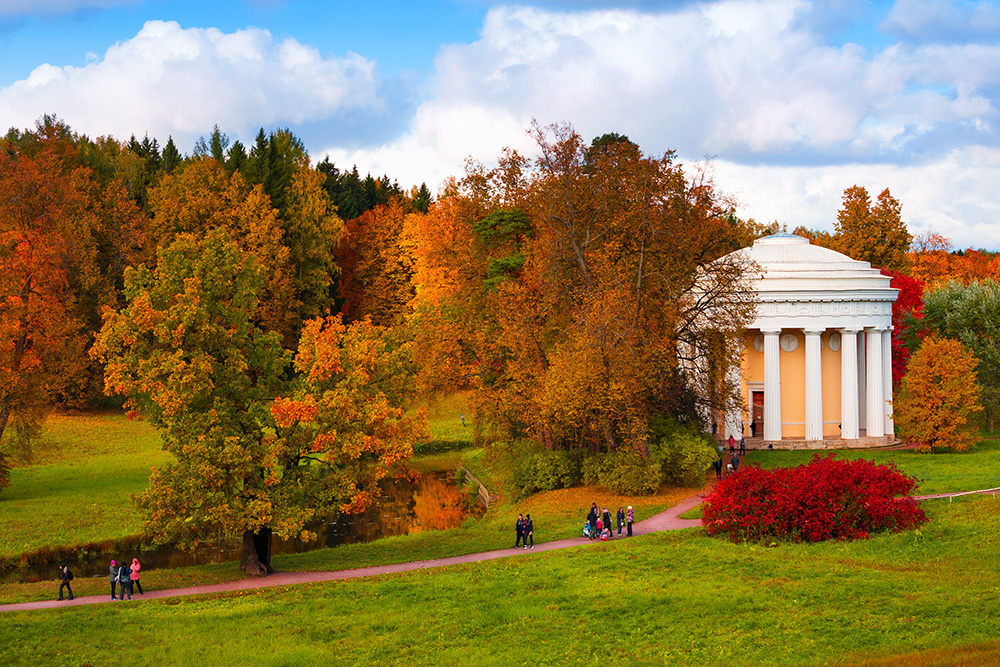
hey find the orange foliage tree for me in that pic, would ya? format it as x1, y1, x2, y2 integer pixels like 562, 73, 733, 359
895, 336, 982, 452
834, 186, 911, 272
409, 123, 758, 456
337, 199, 415, 325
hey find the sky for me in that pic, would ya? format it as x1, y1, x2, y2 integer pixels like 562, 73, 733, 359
2, 0, 1000, 250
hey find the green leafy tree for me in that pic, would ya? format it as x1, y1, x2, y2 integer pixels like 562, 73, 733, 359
834, 186, 911, 272
92, 229, 289, 573
93, 229, 426, 574
922, 280, 1000, 432
895, 336, 982, 452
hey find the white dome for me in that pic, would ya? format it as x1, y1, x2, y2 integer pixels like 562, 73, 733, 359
742, 233, 895, 294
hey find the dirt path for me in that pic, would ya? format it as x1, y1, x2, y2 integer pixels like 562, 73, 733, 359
0, 492, 706, 614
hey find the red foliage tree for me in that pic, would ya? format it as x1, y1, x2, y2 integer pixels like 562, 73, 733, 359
882, 269, 925, 392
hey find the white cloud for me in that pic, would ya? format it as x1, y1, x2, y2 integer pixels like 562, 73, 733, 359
0, 20, 381, 148
713, 146, 1000, 250
326, 0, 1000, 246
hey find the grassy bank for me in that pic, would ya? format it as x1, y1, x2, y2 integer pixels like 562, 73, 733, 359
2, 495, 999, 666
0, 414, 168, 556
743, 435, 1000, 495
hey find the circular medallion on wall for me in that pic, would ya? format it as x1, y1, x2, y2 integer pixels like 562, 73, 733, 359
779, 332, 798, 352
828, 332, 842, 351
753, 334, 764, 352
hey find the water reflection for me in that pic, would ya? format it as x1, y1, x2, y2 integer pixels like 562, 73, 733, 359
4, 470, 479, 584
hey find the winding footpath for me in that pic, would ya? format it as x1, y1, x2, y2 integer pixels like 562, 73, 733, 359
3, 485, 996, 614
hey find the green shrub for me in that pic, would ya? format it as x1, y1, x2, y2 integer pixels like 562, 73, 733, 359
582, 450, 662, 495
530, 449, 579, 491
488, 440, 580, 499
648, 414, 716, 487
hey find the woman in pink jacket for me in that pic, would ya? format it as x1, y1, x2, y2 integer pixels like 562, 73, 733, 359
130, 558, 144, 594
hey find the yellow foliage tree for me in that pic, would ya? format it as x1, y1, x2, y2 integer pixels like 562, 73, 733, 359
895, 336, 982, 452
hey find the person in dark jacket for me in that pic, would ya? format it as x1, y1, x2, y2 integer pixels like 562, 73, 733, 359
586, 503, 598, 530
713, 458, 723, 479
118, 562, 132, 600
616, 507, 625, 536
57, 564, 74, 601
515, 513, 525, 548
108, 560, 118, 600
523, 514, 534, 549
626, 506, 634, 537
730, 454, 740, 473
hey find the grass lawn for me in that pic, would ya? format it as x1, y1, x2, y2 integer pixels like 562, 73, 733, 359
0, 413, 169, 557
742, 434, 1000, 495
2, 494, 999, 666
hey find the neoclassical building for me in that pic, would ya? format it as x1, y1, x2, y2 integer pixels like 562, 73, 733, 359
723, 233, 898, 447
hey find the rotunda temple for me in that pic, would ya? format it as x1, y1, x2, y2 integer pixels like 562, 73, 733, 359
723, 233, 898, 447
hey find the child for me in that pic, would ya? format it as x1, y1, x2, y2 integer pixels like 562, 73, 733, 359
583, 520, 592, 538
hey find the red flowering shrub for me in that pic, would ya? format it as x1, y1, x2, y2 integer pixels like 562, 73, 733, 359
701, 455, 926, 542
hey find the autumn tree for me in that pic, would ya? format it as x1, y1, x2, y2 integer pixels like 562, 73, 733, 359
92, 229, 426, 574
0, 129, 83, 473
922, 280, 1000, 432
895, 336, 982, 452
409, 123, 758, 460
147, 157, 298, 339
881, 270, 924, 392
834, 186, 911, 272
337, 199, 416, 326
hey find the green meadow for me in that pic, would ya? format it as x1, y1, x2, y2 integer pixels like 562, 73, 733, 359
1, 495, 999, 666
2, 412, 1000, 665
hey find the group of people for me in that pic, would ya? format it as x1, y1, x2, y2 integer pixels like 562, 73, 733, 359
514, 513, 535, 549
55, 557, 145, 602
584, 503, 633, 540
712, 453, 742, 479
109, 558, 144, 600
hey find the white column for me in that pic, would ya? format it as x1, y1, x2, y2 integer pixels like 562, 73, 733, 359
724, 360, 742, 440
763, 328, 782, 441
866, 328, 885, 438
857, 332, 867, 432
804, 328, 824, 441
882, 326, 894, 437
840, 328, 860, 439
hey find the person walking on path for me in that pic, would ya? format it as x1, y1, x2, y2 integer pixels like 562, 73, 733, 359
108, 560, 118, 600
586, 503, 598, 533
728, 434, 736, 454
739, 435, 746, 456
616, 507, 625, 536
602, 507, 613, 538
118, 562, 132, 601
730, 454, 740, 473
523, 514, 534, 549
57, 564, 74, 601
130, 558, 144, 594
514, 513, 525, 548
713, 458, 722, 479
626, 506, 634, 537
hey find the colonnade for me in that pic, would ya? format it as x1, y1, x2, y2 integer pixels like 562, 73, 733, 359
744, 326, 894, 442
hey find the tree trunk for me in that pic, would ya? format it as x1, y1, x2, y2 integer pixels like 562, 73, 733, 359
240, 528, 273, 576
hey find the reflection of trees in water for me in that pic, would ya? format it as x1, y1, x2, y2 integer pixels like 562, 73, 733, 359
411, 476, 469, 532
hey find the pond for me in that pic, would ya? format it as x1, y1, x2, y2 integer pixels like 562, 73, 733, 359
3, 470, 481, 584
